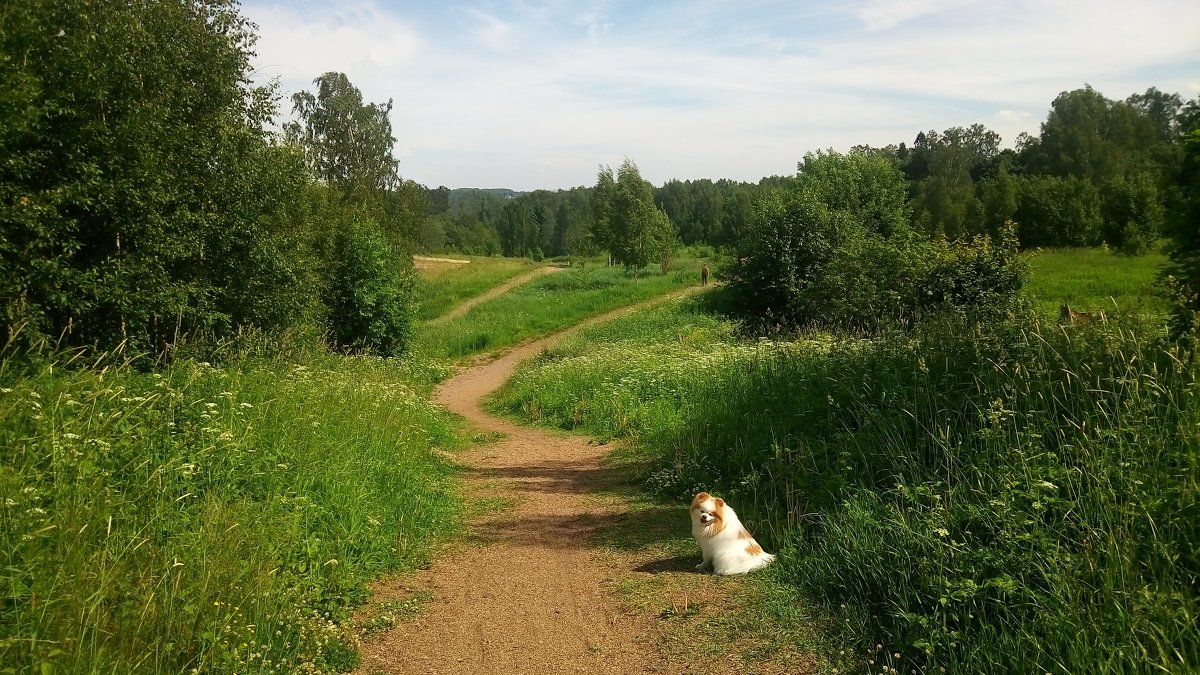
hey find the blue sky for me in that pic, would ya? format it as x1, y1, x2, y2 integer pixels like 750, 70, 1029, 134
242, 0, 1200, 191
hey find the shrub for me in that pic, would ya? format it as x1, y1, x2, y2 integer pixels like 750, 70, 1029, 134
726, 151, 1023, 331
913, 221, 1026, 320
324, 219, 415, 356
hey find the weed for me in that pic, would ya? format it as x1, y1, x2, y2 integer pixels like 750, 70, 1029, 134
0, 346, 464, 674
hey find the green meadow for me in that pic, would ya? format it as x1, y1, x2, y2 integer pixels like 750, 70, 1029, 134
413, 256, 539, 321
412, 259, 704, 360
1022, 246, 1168, 316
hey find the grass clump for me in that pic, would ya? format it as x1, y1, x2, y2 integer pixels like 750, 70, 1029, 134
0, 345, 463, 674
494, 297, 1198, 674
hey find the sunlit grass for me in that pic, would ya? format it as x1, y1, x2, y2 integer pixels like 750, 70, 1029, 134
1022, 245, 1168, 316
414, 255, 539, 321
413, 261, 703, 361
0, 345, 464, 674
493, 297, 1199, 674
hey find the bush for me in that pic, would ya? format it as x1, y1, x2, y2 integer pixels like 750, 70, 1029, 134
324, 220, 415, 356
1013, 175, 1104, 248
725, 150, 923, 331
726, 151, 1023, 331
913, 221, 1026, 320
0, 0, 308, 354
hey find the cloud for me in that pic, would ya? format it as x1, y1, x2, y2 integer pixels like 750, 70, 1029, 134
245, 2, 422, 96
855, 0, 973, 31
243, 0, 1200, 191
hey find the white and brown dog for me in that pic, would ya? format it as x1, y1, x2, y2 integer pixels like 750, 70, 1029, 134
689, 492, 775, 575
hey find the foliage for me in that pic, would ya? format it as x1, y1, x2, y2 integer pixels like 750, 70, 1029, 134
0, 0, 309, 354
495, 298, 1199, 674
285, 72, 425, 250
0, 347, 461, 674
591, 160, 678, 272
324, 219, 416, 356
1100, 170, 1165, 254
1165, 127, 1200, 337
724, 150, 1019, 331
1012, 174, 1104, 248
286, 72, 399, 197
913, 221, 1026, 320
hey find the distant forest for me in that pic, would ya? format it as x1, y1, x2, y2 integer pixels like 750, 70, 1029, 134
418, 85, 1197, 259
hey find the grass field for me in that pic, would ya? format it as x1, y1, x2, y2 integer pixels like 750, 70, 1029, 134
413, 256, 539, 321
0, 341, 465, 674
1022, 246, 1168, 316
412, 260, 703, 361
492, 293, 1198, 674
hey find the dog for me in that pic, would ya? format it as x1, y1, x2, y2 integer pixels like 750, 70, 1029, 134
1059, 303, 1092, 325
690, 492, 775, 575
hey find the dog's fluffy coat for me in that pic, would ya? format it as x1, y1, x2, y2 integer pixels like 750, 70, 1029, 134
689, 492, 775, 575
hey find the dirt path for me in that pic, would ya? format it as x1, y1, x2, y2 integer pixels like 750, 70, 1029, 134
428, 266, 565, 326
357, 288, 706, 675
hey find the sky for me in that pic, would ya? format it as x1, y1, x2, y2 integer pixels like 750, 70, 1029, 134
242, 0, 1200, 192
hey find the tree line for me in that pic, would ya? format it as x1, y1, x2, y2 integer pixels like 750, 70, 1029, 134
421, 85, 1196, 261
3, 0, 1199, 358
2, 1, 425, 357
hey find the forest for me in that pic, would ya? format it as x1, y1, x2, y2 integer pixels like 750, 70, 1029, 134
419, 86, 1196, 263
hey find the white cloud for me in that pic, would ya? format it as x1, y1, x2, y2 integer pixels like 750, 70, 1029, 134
245, 2, 422, 97
855, 0, 973, 31
243, 0, 1200, 191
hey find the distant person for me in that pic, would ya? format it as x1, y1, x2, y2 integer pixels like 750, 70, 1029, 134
701, 263, 710, 286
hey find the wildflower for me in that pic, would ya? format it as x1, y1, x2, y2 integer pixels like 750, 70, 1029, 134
240, 402, 253, 409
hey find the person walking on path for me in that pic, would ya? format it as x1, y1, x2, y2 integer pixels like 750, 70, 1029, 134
701, 263, 710, 286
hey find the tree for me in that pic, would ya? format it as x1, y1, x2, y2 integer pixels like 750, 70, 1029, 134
286, 72, 399, 197
909, 125, 1001, 239
1165, 126, 1200, 337
0, 0, 309, 353
592, 160, 677, 272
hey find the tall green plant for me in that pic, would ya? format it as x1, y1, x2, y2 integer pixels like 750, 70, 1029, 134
0, 0, 307, 353
325, 219, 416, 356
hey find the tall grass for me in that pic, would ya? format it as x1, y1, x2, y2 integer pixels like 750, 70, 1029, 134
1023, 246, 1168, 316
0, 344, 463, 674
413, 263, 699, 360
493, 299, 1198, 673
414, 256, 538, 321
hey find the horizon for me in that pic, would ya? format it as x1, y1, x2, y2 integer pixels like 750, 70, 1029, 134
244, 0, 1200, 192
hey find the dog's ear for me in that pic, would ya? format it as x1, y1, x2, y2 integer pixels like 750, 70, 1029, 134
694, 491, 710, 502
714, 497, 725, 509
